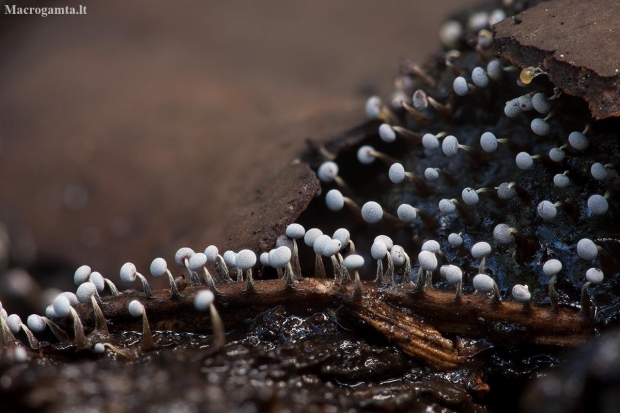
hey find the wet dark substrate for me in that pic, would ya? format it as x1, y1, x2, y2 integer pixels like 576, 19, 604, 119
1, 303, 569, 413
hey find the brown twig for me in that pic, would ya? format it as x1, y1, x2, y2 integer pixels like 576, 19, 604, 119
65, 279, 594, 369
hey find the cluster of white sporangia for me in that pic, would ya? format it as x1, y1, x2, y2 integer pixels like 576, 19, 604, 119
1, 7, 614, 361
315, 8, 613, 319
0, 249, 233, 356
3, 205, 603, 358
0, 221, 355, 353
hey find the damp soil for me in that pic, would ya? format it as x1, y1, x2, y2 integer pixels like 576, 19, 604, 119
2, 303, 566, 413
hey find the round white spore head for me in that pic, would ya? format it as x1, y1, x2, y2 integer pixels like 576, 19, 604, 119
304, 228, 323, 247
532, 93, 551, 114
480, 132, 498, 153
236, 250, 257, 270
421, 240, 440, 254
120, 262, 137, 283
548, 148, 566, 163
518, 94, 534, 111
89, 272, 105, 293
493, 224, 515, 245
568, 131, 589, 150
397, 204, 417, 223
424, 168, 440, 180
390, 246, 406, 266
586, 268, 604, 284
260, 252, 270, 267
267, 249, 277, 267
422, 133, 440, 150
472, 67, 489, 88
365, 96, 382, 119
325, 189, 345, 211
468, 11, 489, 31
94, 343, 105, 354
286, 223, 306, 240
542, 259, 562, 276
194, 290, 215, 311
438, 199, 456, 214
269, 246, 292, 269
439, 20, 462, 47
577, 238, 598, 260
205, 245, 220, 263
388, 163, 406, 184
442, 135, 459, 157
512, 284, 531, 302
361, 201, 383, 224
313, 235, 331, 255
74, 265, 92, 286
45, 305, 57, 319
379, 123, 396, 143
357, 145, 376, 164
496, 182, 516, 200
344, 255, 364, 270
478, 30, 493, 51
175, 248, 195, 267
322, 239, 342, 257
391, 90, 408, 109
12, 347, 28, 362
371, 241, 388, 260
588, 195, 609, 215
412, 90, 429, 110
553, 174, 570, 188
418, 251, 438, 271
471, 242, 491, 259
486, 58, 502, 77
128, 300, 144, 317
61, 292, 79, 306
591, 163, 609, 181
537, 200, 558, 221
448, 233, 463, 247
504, 99, 521, 118
52, 295, 72, 318
516, 152, 534, 170
530, 118, 550, 136
150, 258, 168, 277
27, 314, 46, 333
317, 162, 339, 183
332, 228, 350, 248
7, 314, 21, 334
188, 253, 208, 272
473, 274, 495, 293
374, 235, 393, 251
443, 265, 462, 284
76, 282, 97, 303
204, 245, 219, 263
462, 187, 480, 206
223, 251, 237, 267
453, 77, 469, 96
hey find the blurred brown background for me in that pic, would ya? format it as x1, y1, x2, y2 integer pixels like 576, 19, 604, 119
0, 0, 477, 288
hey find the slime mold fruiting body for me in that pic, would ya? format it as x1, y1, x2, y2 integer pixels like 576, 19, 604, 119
1, 1, 619, 411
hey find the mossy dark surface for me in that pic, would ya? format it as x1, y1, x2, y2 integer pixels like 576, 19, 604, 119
299, 40, 620, 326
